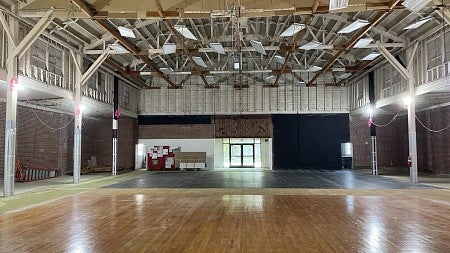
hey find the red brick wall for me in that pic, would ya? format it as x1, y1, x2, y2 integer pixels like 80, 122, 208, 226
350, 106, 450, 174
214, 115, 272, 138
139, 124, 214, 139
0, 103, 138, 176
138, 116, 273, 139
349, 113, 371, 168
417, 108, 450, 174
0, 104, 72, 174
81, 116, 137, 169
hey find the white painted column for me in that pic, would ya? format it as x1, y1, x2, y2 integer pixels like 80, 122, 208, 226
2, 9, 54, 195
378, 42, 419, 183
407, 76, 418, 184
3, 15, 19, 197
3, 58, 19, 197
73, 54, 83, 184
407, 44, 419, 184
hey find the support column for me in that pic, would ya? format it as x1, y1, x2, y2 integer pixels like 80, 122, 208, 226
407, 44, 419, 184
2, 8, 54, 196
73, 54, 82, 184
3, 59, 18, 197
407, 73, 418, 184
368, 71, 378, 176
70, 49, 110, 183
3, 14, 18, 197
378, 42, 419, 183
112, 76, 119, 176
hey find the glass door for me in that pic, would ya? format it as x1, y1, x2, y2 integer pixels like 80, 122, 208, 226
230, 144, 255, 168
230, 144, 242, 167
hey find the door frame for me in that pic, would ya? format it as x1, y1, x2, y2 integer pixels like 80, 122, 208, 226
229, 143, 255, 168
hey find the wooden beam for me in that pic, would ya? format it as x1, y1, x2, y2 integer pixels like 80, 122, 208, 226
272, 0, 321, 87
71, 0, 178, 88
307, 11, 388, 86
103, 58, 148, 88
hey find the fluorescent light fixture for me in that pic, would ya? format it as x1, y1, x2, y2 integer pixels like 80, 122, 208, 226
159, 67, 174, 75
266, 75, 276, 83
338, 19, 370, 34
162, 43, 177, 55
403, 17, 432, 30
274, 55, 285, 64
402, 0, 432, 12
108, 43, 129, 53
361, 52, 381, 61
117, 26, 135, 38
337, 72, 352, 79
279, 23, 305, 37
353, 38, 374, 48
233, 62, 240, 70
192, 56, 207, 67
307, 65, 323, 72
205, 76, 215, 84
329, 0, 349, 11
299, 40, 322, 50
250, 40, 266, 55
209, 43, 225, 54
174, 25, 197, 40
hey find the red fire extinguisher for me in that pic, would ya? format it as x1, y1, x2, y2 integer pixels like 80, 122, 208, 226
407, 155, 412, 168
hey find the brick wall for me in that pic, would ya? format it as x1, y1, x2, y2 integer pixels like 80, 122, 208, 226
0, 104, 72, 174
139, 124, 214, 139
350, 106, 450, 174
0, 103, 138, 176
214, 115, 272, 138
81, 116, 137, 170
138, 115, 273, 139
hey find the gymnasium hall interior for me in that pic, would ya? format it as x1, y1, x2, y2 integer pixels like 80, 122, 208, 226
0, 0, 449, 252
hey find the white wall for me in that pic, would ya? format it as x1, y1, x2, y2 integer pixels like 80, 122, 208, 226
140, 85, 348, 115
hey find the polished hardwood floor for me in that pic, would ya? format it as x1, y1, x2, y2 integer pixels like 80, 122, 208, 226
0, 188, 449, 253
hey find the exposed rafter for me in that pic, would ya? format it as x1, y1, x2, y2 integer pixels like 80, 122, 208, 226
152, 0, 210, 88
307, 10, 392, 86
70, 0, 178, 88
272, 0, 320, 87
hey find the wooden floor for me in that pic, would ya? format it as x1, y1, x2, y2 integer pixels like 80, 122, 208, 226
0, 188, 449, 253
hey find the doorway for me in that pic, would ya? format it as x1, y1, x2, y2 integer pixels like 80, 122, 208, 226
230, 144, 254, 168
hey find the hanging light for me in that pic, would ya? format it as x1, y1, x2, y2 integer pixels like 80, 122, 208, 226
353, 38, 374, 48
274, 55, 285, 64
402, 0, 432, 12
403, 17, 432, 30
192, 56, 207, 67
279, 23, 306, 37
108, 43, 129, 54
174, 25, 197, 40
307, 66, 323, 72
205, 76, 216, 84
162, 43, 177, 55
250, 40, 266, 55
209, 43, 226, 54
159, 67, 174, 75
338, 19, 370, 34
361, 52, 381, 61
299, 40, 323, 50
117, 26, 136, 38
